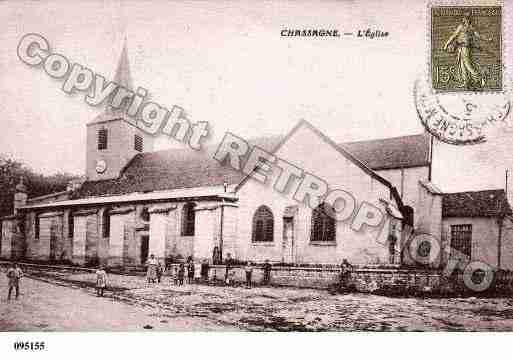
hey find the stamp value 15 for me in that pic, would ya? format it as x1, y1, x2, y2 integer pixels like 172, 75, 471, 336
431, 6, 502, 92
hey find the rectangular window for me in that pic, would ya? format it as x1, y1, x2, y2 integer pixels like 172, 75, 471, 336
35, 215, 40, 239
451, 224, 472, 259
134, 134, 143, 152
102, 209, 110, 238
68, 213, 74, 238
98, 128, 108, 150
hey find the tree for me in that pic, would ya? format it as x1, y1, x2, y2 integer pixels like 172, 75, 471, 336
0, 155, 79, 217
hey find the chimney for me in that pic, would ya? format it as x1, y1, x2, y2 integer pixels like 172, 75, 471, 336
13, 177, 28, 215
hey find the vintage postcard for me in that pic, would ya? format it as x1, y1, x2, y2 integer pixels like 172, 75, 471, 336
0, 0, 513, 357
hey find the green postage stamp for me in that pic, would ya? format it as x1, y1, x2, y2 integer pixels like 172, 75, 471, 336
431, 6, 502, 92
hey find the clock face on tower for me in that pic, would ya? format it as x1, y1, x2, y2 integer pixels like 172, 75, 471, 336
95, 159, 107, 174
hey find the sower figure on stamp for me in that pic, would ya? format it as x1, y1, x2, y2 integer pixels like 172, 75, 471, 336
443, 15, 493, 90
95, 265, 107, 297
6, 262, 23, 300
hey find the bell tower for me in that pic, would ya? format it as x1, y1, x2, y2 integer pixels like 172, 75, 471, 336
85, 40, 154, 181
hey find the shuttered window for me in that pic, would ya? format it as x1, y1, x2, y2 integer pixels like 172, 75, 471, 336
451, 224, 472, 259
252, 205, 274, 242
134, 134, 143, 152
98, 128, 108, 150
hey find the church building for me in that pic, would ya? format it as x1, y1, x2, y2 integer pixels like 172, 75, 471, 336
2, 43, 513, 272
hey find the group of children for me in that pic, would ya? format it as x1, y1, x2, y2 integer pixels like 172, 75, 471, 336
171, 259, 208, 285
93, 256, 275, 295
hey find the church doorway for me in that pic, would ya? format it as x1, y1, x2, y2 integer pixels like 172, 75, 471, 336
140, 235, 149, 264
282, 206, 298, 264
282, 217, 294, 263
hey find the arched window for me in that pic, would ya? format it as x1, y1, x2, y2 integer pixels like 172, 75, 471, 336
182, 202, 196, 236
252, 205, 274, 242
102, 208, 111, 237
310, 203, 336, 242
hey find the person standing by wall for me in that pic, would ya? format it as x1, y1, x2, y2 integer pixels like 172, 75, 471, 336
245, 261, 253, 288
194, 260, 201, 284
339, 259, 353, 291
95, 266, 107, 297
187, 257, 195, 285
6, 262, 23, 300
178, 263, 185, 286
263, 260, 272, 286
172, 265, 179, 285
156, 261, 164, 284
224, 253, 232, 284
146, 254, 158, 284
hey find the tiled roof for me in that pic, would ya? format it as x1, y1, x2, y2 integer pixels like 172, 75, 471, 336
442, 189, 512, 218
340, 134, 430, 170
73, 131, 431, 199
73, 136, 281, 199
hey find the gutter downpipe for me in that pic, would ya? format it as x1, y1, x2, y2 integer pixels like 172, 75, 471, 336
219, 183, 227, 262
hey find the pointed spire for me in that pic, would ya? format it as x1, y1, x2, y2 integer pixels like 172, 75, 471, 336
90, 37, 135, 123
113, 38, 133, 90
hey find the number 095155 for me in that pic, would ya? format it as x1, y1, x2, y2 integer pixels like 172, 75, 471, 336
13, 341, 46, 351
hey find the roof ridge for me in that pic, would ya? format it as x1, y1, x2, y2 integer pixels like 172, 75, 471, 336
340, 133, 428, 145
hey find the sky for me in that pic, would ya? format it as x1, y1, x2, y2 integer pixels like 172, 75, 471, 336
0, 0, 512, 195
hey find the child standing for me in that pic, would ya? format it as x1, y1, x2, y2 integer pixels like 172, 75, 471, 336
194, 261, 201, 284
178, 263, 185, 286
156, 262, 164, 284
187, 259, 195, 284
6, 262, 23, 300
226, 268, 235, 286
172, 265, 179, 285
245, 262, 253, 288
95, 266, 107, 297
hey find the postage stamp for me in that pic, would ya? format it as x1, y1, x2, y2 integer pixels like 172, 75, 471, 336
431, 6, 502, 92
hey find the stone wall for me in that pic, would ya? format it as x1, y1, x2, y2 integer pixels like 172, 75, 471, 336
167, 263, 446, 291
